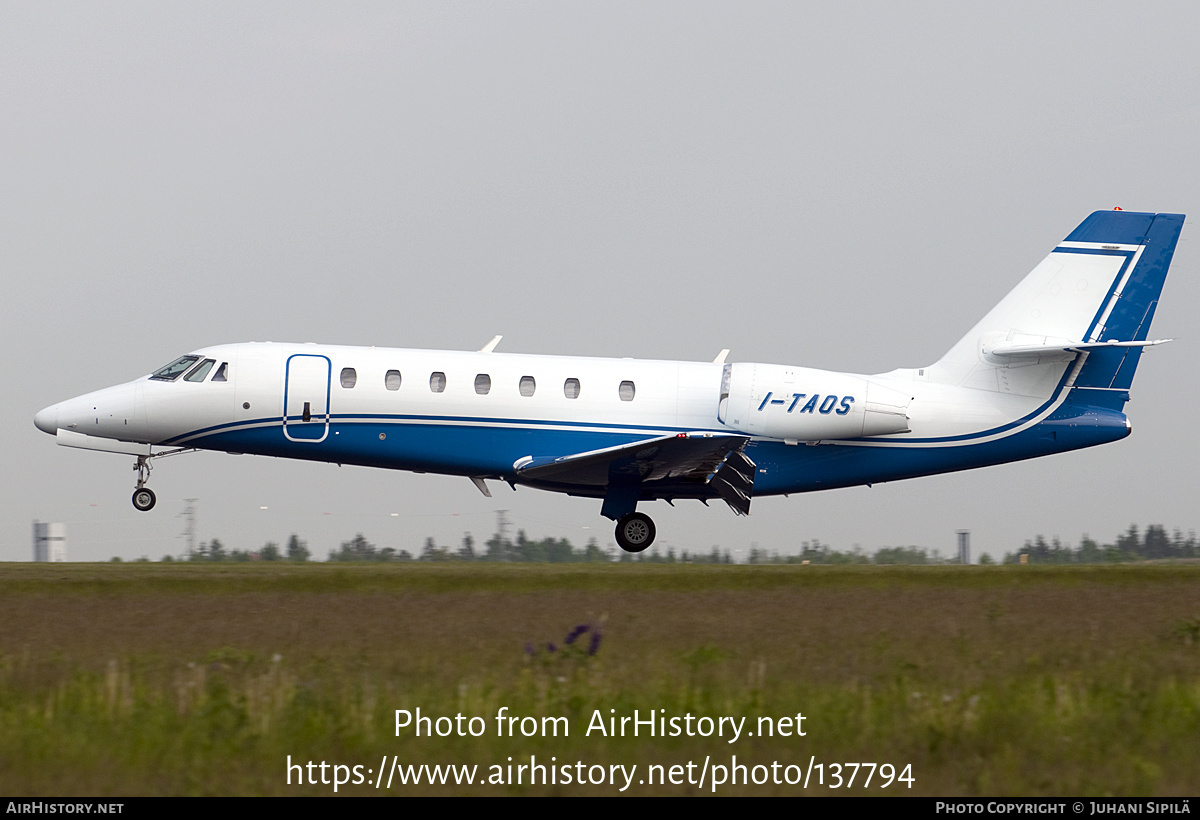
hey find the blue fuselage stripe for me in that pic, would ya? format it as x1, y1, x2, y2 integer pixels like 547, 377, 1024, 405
183, 397, 1128, 498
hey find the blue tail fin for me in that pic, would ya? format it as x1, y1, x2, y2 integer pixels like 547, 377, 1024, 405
1068, 211, 1184, 393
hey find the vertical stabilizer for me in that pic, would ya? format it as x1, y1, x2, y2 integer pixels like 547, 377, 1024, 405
928, 210, 1183, 402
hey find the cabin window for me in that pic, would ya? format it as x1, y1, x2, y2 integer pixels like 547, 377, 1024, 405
385, 370, 401, 391
184, 359, 216, 382
340, 368, 357, 388
430, 372, 446, 393
475, 374, 491, 395
519, 376, 536, 397
564, 378, 580, 399
212, 362, 229, 382
619, 380, 636, 401
150, 355, 200, 382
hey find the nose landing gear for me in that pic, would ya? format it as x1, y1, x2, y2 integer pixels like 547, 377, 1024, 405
127, 447, 194, 511
132, 486, 156, 511
132, 455, 156, 511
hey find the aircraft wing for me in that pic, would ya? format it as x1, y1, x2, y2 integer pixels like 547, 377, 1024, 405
513, 432, 756, 514
514, 432, 748, 485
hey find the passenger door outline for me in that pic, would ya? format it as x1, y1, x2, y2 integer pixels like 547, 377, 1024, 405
283, 354, 331, 442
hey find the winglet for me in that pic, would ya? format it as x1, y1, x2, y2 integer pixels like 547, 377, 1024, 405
479, 335, 503, 353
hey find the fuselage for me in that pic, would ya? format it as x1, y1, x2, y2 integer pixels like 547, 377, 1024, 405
34, 340, 1129, 501
30, 210, 1181, 552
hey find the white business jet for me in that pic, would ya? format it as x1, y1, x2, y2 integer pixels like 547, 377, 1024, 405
35, 210, 1183, 552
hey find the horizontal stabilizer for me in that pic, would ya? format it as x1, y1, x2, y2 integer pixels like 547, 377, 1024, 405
985, 338, 1171, 360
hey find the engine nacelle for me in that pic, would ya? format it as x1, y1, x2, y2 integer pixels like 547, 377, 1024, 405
717, 363, 911, 440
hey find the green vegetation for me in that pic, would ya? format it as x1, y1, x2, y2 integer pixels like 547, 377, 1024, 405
0, 562, 1197, 795
183, 534, 310, 563
1004, 524, 1199, 564
154, 524, 1198, 566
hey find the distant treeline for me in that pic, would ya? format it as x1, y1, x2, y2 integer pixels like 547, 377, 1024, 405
151, 534, 311, 563
747, 543, 935, 565
114, 524, 1197, 565
328, 534, 934, 565
121, 533, 964, 565
1003, 525, 1200, 564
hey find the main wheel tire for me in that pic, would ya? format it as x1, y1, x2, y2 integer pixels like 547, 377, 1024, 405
132, 488, 156, 512
615, 512, 655, 553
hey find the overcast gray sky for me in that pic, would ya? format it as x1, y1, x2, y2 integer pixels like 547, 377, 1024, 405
5, 2, 1199, 561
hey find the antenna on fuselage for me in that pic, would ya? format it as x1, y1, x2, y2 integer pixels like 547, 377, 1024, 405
479, 335, 503, 353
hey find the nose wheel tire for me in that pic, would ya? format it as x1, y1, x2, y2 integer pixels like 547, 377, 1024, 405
132, 488, 156, 512
615, 512, 655, 553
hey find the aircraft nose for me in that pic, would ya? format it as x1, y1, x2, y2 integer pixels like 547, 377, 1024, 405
34, 404, 58, 435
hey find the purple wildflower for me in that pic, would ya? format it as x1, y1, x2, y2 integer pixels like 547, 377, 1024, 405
547, 642, 557, 653
588, 628, 603, 656
564, 624, 589, 645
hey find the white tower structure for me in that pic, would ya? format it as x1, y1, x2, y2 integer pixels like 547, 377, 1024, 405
33, 521, 67, 562
956, 530, 970, 565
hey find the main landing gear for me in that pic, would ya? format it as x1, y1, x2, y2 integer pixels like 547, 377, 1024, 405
615, 512, 656, 553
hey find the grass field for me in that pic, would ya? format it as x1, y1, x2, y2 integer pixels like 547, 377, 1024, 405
1, 562, 1197, 795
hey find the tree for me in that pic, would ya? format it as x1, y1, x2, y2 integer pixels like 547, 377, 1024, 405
1144, 525, 1170, 559
1116, 525, 1140, 559
457, 533, 476, 561
331, 533, 379, 561
1078, 535, 1101, 563
1029, 535, 1050, 563
485, 532, 513, 561
419, 537, 450, 561
874, 546, 928, 565
286, 534, 310, 562
190, 538, 227, 562
583, 538, 609, 563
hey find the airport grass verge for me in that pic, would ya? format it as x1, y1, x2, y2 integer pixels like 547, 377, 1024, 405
0, 562, 1197, 795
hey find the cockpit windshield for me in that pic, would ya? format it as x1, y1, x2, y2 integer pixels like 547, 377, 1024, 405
150, 355, 201, 381
184, 359, 216, 382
